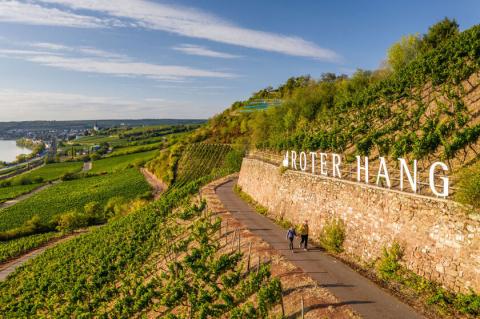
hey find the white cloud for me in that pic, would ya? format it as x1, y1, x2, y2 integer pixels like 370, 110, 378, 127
25, 55, 235, 80
173, 44, 241, 59
0, 89, 204, 120
0, 41, 236, 80
2, 0, 340, 61
0, 1, 111, 28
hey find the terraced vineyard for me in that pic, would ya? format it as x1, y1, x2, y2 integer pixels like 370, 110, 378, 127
175, 143, 235, 184
0, 168, 150, 232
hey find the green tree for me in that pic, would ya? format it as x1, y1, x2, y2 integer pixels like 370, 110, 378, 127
422, 17, 459, 51
387, 34, 422, 72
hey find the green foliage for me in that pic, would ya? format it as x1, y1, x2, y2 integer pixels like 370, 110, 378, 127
422, 17, 459, 51
375, 244, 480, 317
104, 196, 127, 218
387, 34, 422, 72
454, 161, 480, 210
318, 217, 346, 253
55, 210, 88, 232
376, 242, 404, 280
84, 201, 104, 224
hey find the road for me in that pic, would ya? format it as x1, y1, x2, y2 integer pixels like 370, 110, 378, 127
216, 179, 424, 319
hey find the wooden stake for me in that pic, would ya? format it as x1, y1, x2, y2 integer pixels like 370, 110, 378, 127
237, 232, 241, 253
247, 242, 252, 271
257, 255, 260, 273
279, 281, 285, 317
301, 296, 304, 319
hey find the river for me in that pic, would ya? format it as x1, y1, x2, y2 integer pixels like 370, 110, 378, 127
0, 140, 32, 163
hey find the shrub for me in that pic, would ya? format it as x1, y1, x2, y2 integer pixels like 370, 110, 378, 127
319, 217, 346, 253
454, 161, 480, 210
56, 210, 88, 232
84, 201, 104, 224
32, 176, 44, 184
376, 242, 403, 280
61, 172, 76, 181
17, 177, 33, 185
104, 196, 127, 218
138, 191, 154, 201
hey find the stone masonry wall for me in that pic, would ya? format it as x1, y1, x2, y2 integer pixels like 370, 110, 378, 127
238, 157, 480, 294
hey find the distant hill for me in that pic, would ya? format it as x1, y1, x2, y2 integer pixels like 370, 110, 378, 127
0, 119, 206, 138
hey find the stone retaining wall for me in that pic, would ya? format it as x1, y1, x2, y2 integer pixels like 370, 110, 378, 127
238, 157, 480, 294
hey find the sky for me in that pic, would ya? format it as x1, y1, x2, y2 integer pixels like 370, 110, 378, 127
0, 0, 478, 121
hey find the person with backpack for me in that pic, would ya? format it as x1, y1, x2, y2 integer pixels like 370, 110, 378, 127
299, 220, 309, 251
286, 226, 297, 251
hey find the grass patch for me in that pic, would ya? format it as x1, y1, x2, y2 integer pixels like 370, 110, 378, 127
234, 185, 268, 215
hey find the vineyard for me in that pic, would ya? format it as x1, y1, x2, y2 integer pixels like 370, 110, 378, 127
0, 231, 63, 263
0, 183, 40, 203
146, 142, 242, 188
5, 161, 83, 185
0, 168, 150, 233
90, 150, 159, 174
0, 144, 279, 318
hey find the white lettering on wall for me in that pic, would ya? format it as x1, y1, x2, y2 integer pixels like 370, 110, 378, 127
429, 162, 449, 197
283, 151, 289, 167
309, 152, 316, 174
399, 158, 417, 193
376, 157, 391, 188
332, 153, 342, 178
299, 152, 307, 171
320, 153, 328, 176
356, 156, 369, 184
284, 150, 450, 198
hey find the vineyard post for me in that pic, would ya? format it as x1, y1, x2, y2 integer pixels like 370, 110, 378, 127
279, 281, 285, 317
257, 255, 260, 273
247, 241, 252, 271
231, 229, 237, 252
237, 231, 241, 253
301, 295, 304, 319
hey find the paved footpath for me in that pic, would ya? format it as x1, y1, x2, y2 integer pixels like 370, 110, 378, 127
216, 179, 424, 319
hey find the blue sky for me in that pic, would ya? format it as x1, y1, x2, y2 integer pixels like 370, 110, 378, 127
0, 0, 478, 121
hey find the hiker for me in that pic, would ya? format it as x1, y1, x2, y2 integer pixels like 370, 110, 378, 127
299, 220, 309, 251
286, 226, 297, 251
